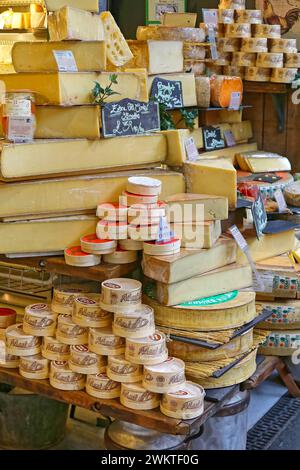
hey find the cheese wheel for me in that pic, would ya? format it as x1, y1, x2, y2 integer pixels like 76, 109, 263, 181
52, 286, 94, 315
271, 68, 298, 84
219, 0, 245, 9
195, 76, 211, 108
107, 355, 143, 383
257, 53, 283, 69
103, 248, 138, 265
42, 337, 70, 361
285, 53, 300, 68
214, 51, 231, 66
122, 191, 159, 206
50, 361, 85, 391
128, 224, 160, 242
143, 357, 186, 393
89, 327, 125, 356
119, 239, 144, 251
80, 235, 117, 255
224, 24, 251, 39
96, 221, 128, 241
210, 75, 243, 108
160, 381, 205, 419
56, 314, 88, 345
86, 372, 121, 399
223, 66, 245, 78
218, 9, 235, 24
113, 304, 155, 339
73, 296, 112, 328
241, 38, 268, 53
5, 324, 41, 356
69, 344, 106, 375
100, 278, 142, 313
284, 181, 300, 207
19, 354, 49, 380
125, 331, 168, 365
23, 303, 57, 337
136, 26, 206, 43
96, 203, 128, 222
259, 330, 300, 356
183, 60, 205, 76
206, 64, 223, 75
120, 382, 160, 410
0, 308, 16, 329
253, 24, 281, 39
232, 52, 256, 67
127, 177, 162, 197
235, 10, 263, 24
269, 39, 297, 54
64, 247, 101, 267
143, 238, 181, 256
217, 37, 240, 52
183, 44, 206, 60
0, 339, 19, 369
128, 202, 166, 226
258, 300, 300, 330
238, 171, 293, 199
244, 67, 271, 82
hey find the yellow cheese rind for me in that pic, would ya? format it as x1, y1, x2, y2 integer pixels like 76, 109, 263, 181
245, 67, 271, 82
170, 220, 222, 249
48, 7, 104, 41
148, 73, 197, 108
259, 330, 300, 357
271, 68, 298, 83
198, 143, 258, 165
136, 26, 206, 43
45, 0, 99, 12
100, 11, 133, 67
257, 300, 300, 330
235, 231, 296, 264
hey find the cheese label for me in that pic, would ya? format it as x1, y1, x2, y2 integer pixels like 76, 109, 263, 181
180, 290, 238, 307
229, 92, 241, 111
53, 50, 78, 72
6, 99, 32, 118
202, 9, 218, 26
150, 77, 183, 110
8, 116, 35, 143
274, 189, 288, 213
224, 130, 236, 147
208, 25, 218, 61
157, 216, 173, 243
185, 137, 198, 162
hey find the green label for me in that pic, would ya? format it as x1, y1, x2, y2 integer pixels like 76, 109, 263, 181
180, 291, 238, 307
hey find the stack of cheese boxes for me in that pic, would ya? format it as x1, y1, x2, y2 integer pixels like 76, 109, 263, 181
207, 0, 300, 84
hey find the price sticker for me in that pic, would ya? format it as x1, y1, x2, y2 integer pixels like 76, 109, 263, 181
202, 9, 218, 26
274, 189, 288, 213
6, 99, 32, 118
185, 137, 198, 162
157, 216, 173, 243
229, 92, 241, 111
207, 25, 218, 61
7, 116, 35, 143
53, 50, 78, 72
224, 130, 236, 147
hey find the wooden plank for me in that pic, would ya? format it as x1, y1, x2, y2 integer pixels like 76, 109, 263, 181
244, 81, 288, 94
276, 360, 300, 398
262, 93, 288, 155
286, 90, 300, 172
243, 92, 264, 149
241, 356, 281, 391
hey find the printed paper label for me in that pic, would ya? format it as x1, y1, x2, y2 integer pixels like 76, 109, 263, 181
53, 51, 78, 72
185, 137, 198, 161
8, 116, 35, 142
229, 92, 241, 111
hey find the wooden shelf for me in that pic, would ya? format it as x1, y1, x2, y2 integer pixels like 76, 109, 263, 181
0, 368, 239, 436
244, 81, 289, 94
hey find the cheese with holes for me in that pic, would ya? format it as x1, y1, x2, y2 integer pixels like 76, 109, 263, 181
235, 10, 262, 24
259, 331, 300, 356
45, 0, 99, 12
232, 52, 257, 67
0, 71, 148, 105
136, 25, 205, 43
48, 7, 104, 41
195, 76, 211, 108
0, 216, 97, 254
0, 135, 166, 181
241, 38, 268, 53
244, 67, 271, 82
185, 159, 237, 209
100, 11, 133, 67
165, 193, 228, 222
253, 24, 281, 38
170, 220, 222, 249
12, 41, 106, 72
148, 73, 197, 108
0, 170, 184, 219
210, 75, 243, 108
225, 24, 251, 39
156, 263, 253, 306
142, 239, 236, 284
270, 39, 297, 53
257, 300, 300, 330
271, 68, 298, 83
236, 151, 291, 173
257, 53, 283, 68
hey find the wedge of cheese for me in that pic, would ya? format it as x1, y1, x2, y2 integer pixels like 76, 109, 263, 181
48, 7, 104, 41
136, 25, 205, 43
185, 159, 237, 209
148, 73, 197, 108
0, 216, 98, 255
45, 0, 99, 12
12, 41, 106, 72
142, 239, 236, 284
236, 151, 291, 173
199, 143, 258, 166
156, 263, 253, 306
0, 71, 148, 105
165, 193, 228, 222
170, 220, 222, 249
0, 170, 184, 219
100, 11, 133, 67
0, 135, 167, 181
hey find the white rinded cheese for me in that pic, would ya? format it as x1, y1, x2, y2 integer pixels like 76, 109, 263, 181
80, 235, 117, 255
89, 327, 125, 356
5, 324, 41, 356
64, 246, 101, 267
257, 53, 284, 69
284, 181, 300, 207
73, 297, 113, 328
69, 344, 106, 375
160, 381, 205, 419
96, 221, 128, 241
100, 278, 142, 313
52, 286, 95, 316
42, 337, 70, 361
103, 249, 138, 265
107, 355, 143, 383
143, 357, 186, 394
143, 238, 181, 257
127, 176, 162, 196
19, 354, 49, 380
56, 314, 89, 345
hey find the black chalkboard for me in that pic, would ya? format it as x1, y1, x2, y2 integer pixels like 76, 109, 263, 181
252, 192, 267, 239
101, 98, 160, 138
150, 77, 183, 110
203, 126, 225, 151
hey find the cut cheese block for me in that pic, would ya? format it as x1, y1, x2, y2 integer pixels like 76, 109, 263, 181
136, 25, 206, 43
184, 159, 237, 209
271, 68, 298, 84
284, 181, 300, 207
0, 216, 97, 255
269, 39, 297, 53
170, 220, 222, 249
285, 53, 300, 68
100, 11, 133, 67
244, 67, 271, 82
156, 263, 253, 306
12, 41, 106, 73
144, 286, 257, 331
223, 66, 245, 79
0, 169, 184, 219
0, 71, 148, 105
231, 52, 256, 67
44, 1, 99, 12
190, 128, 204, 149
224, 24, 251, 39
257, 53, 283, 69
259, 330, 300, 356
162, 129, 192, 166
253, 24, 281, 39
210, 75, 243, 108
254, 255, 300, 299
195, 77, 211, 108
48, 7, 104, 41
165, 193, 228, 222
199, 108, 243, 125
0, 135, 166, 181
235, 10, 263, 24
230, 120, 253, 143
217, 38, 240, 52
142, 239, 236, 284
162, 12, 197, 27
236, 151, 291, 173
160, 382, 205, 420
143, 358, 186, 394
148, 73, 197, 108
241, 38, 268, 53
257, 300, 300, 330
183, 44, 206, 60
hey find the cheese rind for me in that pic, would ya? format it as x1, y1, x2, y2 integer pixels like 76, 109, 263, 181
148, 73, 197, 108
165, 193, 228, 222
258, 300, 300, 330
271, 68, 298, 83
170, 220, 222, 249
48, 7, 104, 41
236, 151, 291, 173
241, 38, 268, 53
253, 24, 281, 39
45, 1, 99, 11
244, 67, 271, 82
259, 331, 300, 356
269, 39, 297, 53
100, 11, 133, 67
195, 76, 211, 108
257, 53, 284, 69
136, 26, 205, 43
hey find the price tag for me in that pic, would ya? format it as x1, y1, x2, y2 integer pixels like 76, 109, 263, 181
53, 51, 78, 72
207, 25, 218, 61
185, 137, 198, 162
157, 216, 173, 243
6, 99, 32, 118
229, 92, 241, 111
202, 9, 218, 26
224, 130, 236, 147
274, 189, 288, 213
7, 116, 35, 143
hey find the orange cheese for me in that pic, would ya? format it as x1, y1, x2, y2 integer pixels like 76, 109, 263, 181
210, 75, 243, 108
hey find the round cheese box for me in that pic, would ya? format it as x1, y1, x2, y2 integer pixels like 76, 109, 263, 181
217, 37, 240, 52
120, 383, 160, 410
96, 220, 128, 241
100, 278, 142, 313
41, 337, 70, 361
56, 314, 88, 345
223, 66, 245, 79
5, 324, 41, 356
271, 68, 298, 84
127, 177, 162, 197
128, 202, 166, 226
118, 239, 144, 251
143, 358, 186, 394
69, 344, 106, 375
244, 67, 271, 82
224, 24, 251, 39
259, 330, 300, 356
52, 286, 95, 315
96, 203, 128, 222
235, 9, 262, 24
50, 361, 86, 391
0, 308, 16, 329
103, 248, 138, 265
19, 353, 49, 380
113, 304, 155, 339
89, 327, 126, 356
80, 234, 117, 255
128, 224, 159, 242
285, 53, 300, 68
0, 339, 19, 368
143, 238, 181, 256
122, 191, 159, 207
214, 51, 231, 66
23, 303, 57, 337
257, 52, 283, 69
269, 38, 297, 54
73, 296, 112, 328
241, 38, 268, 53
183, 44, 206, 60
125, 331, 168, 365
253, 24, 281, 39
86, 373, 121, 399
64, 247, 101, 268
160, 381, 205, 419
218, 9, 234, 24
107, 355, 143, 383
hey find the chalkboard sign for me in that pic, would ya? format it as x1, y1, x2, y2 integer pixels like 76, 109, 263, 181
101, 98, 160, 138
203, 126, 225, 151
150, 77, 183, 110
252, 192, 267, 239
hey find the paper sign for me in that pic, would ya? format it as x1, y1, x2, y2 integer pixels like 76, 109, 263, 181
252, 192, 267, 239
7, 116, 35, 143
6, 99, 31, 118
157, 216, 173, 243
202, 9, 218, 25
203, 126, 225, 151
53, 51, 78, 72
224, 130, 236, 147
207, 25, 218, 61
185, 137, 199, 161
229, 92, 241, 111
274, 189, 288, 213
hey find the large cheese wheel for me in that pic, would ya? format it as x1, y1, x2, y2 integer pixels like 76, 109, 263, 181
271, 68, 298, 84
183, 60, 205, 76
210, 75, 243, 108
253, 24, 281, 39
136, 26, 206, 43
223, 66, 245, 79
235, 10, 263, 24
259, 330, 300, 357
217, 37, 240, 52
241, 38, 268, 53
257, 300, 300, 330
183, 44, 206, 60
195, 76, 211, 108
214, 51, 231, 66
257, 53, 284, 69
231, 52, 256, 67
244, 67, 271, 82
